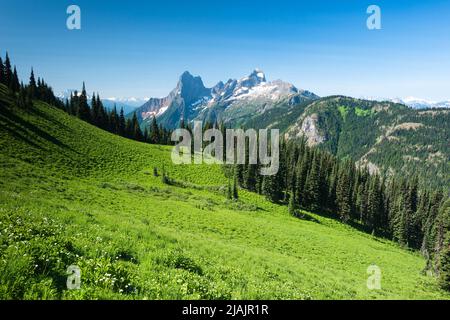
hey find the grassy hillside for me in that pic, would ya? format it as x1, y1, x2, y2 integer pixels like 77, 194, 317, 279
0, 84, 449, 299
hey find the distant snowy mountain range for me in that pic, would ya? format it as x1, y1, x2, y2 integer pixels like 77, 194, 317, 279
57, 90, 146, 113
395, 97, 450, 109
362, 96, 450, 109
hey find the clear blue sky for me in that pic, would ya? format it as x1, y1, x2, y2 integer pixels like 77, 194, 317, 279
1, 0, 450, 100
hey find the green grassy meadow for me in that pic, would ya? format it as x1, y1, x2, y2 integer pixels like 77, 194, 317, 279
0, 84, 449, 299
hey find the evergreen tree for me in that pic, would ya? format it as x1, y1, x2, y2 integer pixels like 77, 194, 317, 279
327, 163, 338, 213
244, 163, 257, 192
226, 178, 233, 200
125, 118, 133, 138
17, 84, 31, 109
11, 66, 20, 92
132, 112, 143, 141
261, 175, 272, 201
109, 105, 119, 134
418, 191, 433, 255
392, 192, 407, 246
336, 164, 352, 222
398, 179, 413, 246
295, 154, 309, 208
386, 178, 398, 236
96, 94, 108, 129
77, 82, 91, 122
235, 163, 245, 187
149, 116, 160, 144
4, 52, 12, 88
278, 139, 288, 201
406, 177, 422, 248
409, 176, 419, 213
69, 92, 77, 115
91, 93, 100, 125
318, 154, 331, 206
28, 68, 37, 97
286, 142, 299, 193
422, 191, 444, 264
143, 127, 149, 143
119, 108, 126, 136
367, 176, 382, 232
36, 77, 42, 99
304, 152, 321, 211
64, 99, 70, 113
355, 183, 363, 223
0, 57, 4, 85
261, 172, 283, 203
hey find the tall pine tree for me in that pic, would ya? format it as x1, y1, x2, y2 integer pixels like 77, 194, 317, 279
28, 68, 37, 98
4, 52, 12, 88
132, 112, 143, 141
304, 152, 321, 211
149, 116, 160, 144
336, 163, 352, 222
119, 108, 126, 136
77, 82, 91, 122
0, 57, 4, 85
367, 176, 382, 232
11, 66, 20, 92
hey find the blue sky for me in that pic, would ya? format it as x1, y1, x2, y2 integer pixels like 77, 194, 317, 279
1, 0, 450, 100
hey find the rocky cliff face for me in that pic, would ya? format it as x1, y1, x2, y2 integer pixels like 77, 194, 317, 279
285, 113, 325, 146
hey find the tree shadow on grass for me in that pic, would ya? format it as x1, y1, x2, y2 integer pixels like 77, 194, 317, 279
0, 122, 43, 150
292, 210, 321, 224
28, 106, 72, 132
0, 107, 77, 153
303, 206, 390, 239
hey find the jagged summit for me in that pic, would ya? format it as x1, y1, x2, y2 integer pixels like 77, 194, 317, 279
134, 70, 318, 128
238, 69, 267, 89
174, 71, 210, 105
178, 71, 203, 86
251, 68, 267, 81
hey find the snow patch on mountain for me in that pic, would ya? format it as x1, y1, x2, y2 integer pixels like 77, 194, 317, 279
233, 80, 298, 101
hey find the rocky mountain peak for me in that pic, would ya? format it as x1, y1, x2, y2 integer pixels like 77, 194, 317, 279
174, 71, 210, 105
251, 68, 266, 81
238, 69, 267, 89
177, 71, 205, 90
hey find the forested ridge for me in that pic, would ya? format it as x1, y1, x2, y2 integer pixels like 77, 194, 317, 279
282, 96, 450, 190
